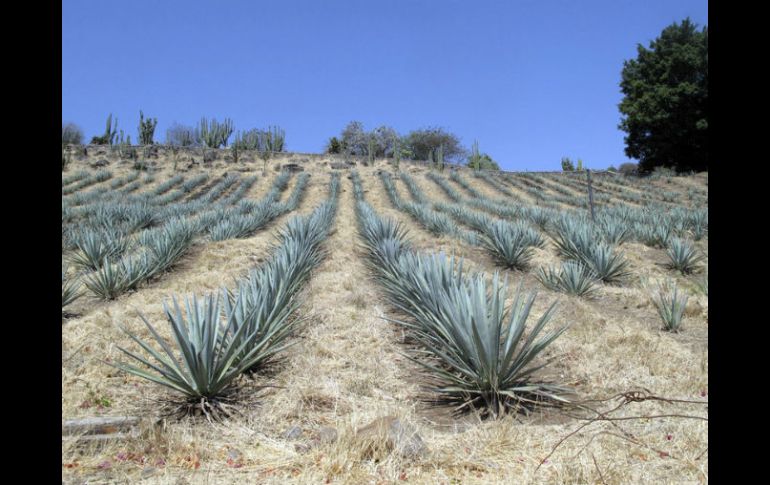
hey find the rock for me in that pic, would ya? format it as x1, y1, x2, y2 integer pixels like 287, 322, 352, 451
282, 163, 304, 173
283, 426, 303, 440
294, 443, 312, 453
227, 448, 242, 461
330, 162, 355, 170
355, 416, 427, 459
62, 416, 139, 435
203, 150, 216, 163
140, 467, 158, 479
90, 159, 109, 168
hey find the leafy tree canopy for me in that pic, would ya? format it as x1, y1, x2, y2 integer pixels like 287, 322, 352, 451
618, 18, 707, 173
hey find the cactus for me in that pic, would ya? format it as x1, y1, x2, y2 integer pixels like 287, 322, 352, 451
469, 140, 481, 170
91, 114, 118, 145
138, 110, 158, 145
393, 134, 400, 171
436, 144, 444, 171
577, 158, 584, 171
268, 125, 285, 152
198, 117, 234, 148
367, 136, 375, 165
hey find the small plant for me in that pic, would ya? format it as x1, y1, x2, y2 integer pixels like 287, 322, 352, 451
666, 238, 703, 274
536, 261, 599, 298
326, 136, 342, 154
62, 147, 71, 171
649, 280, 688, 332
695, 274, 708, 296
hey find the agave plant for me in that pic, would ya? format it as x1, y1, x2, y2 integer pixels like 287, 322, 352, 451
580, 243, 631, 284
386, 253, 569, 417
115, 293, 274, 419
480, 220, 534, 270
68, 228, 130, 271
596, 215, 631, 246
83, 261, 129, 300
536, 261, 599, 298
62, 269, 82, 309
666, 238, 703, 275
649, 281, 688, 332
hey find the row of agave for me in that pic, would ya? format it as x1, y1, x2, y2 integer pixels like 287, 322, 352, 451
435, 171, 708, 247
350, 171, 569, 417
62, 169, 90, 187
63, 172, 262, 251
379, 171, 477, 243
110, 173, 341, 419
61, 169, 112, 196
472, 170, 516, 198
435, 201, 544, 270
63, 172, 303, 304
208, 173, 309, 241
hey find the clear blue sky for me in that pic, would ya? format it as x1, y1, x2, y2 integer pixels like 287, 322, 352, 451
62, 0, 708, 171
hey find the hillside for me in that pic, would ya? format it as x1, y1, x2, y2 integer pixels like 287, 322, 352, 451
62, 150, 708, 484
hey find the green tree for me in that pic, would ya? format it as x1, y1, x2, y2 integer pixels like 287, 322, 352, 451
561, 157, 575, 171
405, 127, 465, 163
618, 18, 708, 173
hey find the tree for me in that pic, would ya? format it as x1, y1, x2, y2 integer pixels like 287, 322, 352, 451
618, 18, 707, 173
404, 127, 465, 163
561, 157, 575, 171
340, 121, 368, 156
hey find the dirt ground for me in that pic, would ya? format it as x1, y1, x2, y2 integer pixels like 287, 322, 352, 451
62, 151, 708, 484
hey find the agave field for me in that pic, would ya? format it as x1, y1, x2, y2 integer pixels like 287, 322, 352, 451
62, 152, 707, 484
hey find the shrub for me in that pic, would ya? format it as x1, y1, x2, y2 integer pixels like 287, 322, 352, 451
62, 122, 83, 145
326, 136, 342, 154
561, 157, 575, 171
618, 162, 638, 175
166, 123, 198, 147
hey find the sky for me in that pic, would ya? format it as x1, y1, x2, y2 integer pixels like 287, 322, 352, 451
62, 0, 708, 171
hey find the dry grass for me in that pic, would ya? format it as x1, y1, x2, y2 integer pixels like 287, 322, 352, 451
62, 155, 707, 484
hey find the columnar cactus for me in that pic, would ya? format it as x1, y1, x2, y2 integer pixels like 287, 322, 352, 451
138, 110, 158, 145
